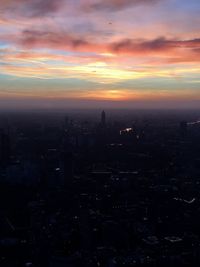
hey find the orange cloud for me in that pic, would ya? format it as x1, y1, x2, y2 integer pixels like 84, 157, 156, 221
7, 30, 199, 65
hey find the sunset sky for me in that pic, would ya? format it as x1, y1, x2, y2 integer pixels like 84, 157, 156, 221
0, 0, 200, 109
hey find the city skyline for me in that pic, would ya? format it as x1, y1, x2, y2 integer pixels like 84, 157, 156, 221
0, 0, 200, 109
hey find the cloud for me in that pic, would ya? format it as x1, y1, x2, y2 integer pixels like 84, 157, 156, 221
14, 30, 200, 50
17, 30, 93, 52
110, 38, 200, 54
8, 30, 200, 63
82, 0, 161, 12
0, 0, 65, 17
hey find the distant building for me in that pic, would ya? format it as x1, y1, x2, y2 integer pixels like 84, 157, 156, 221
119, 128, 133, 136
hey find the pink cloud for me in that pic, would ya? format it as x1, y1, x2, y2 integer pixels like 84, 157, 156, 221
0, 0, 65, 17
82, 0, 162, 12
4, 29, 199, 64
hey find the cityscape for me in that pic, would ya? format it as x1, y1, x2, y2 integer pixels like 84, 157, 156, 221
0, 0, 200, 266
1, 109, 200, 266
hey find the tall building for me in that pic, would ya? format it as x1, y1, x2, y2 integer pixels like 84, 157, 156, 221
101, 110, 106, 127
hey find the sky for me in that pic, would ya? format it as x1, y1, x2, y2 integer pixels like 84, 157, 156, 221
0, 0, 200, 109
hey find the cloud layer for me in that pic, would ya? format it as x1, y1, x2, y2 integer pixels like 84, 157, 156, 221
3, 29, 200, 64
0, 0, 65, 17
82, 0, 162, 12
